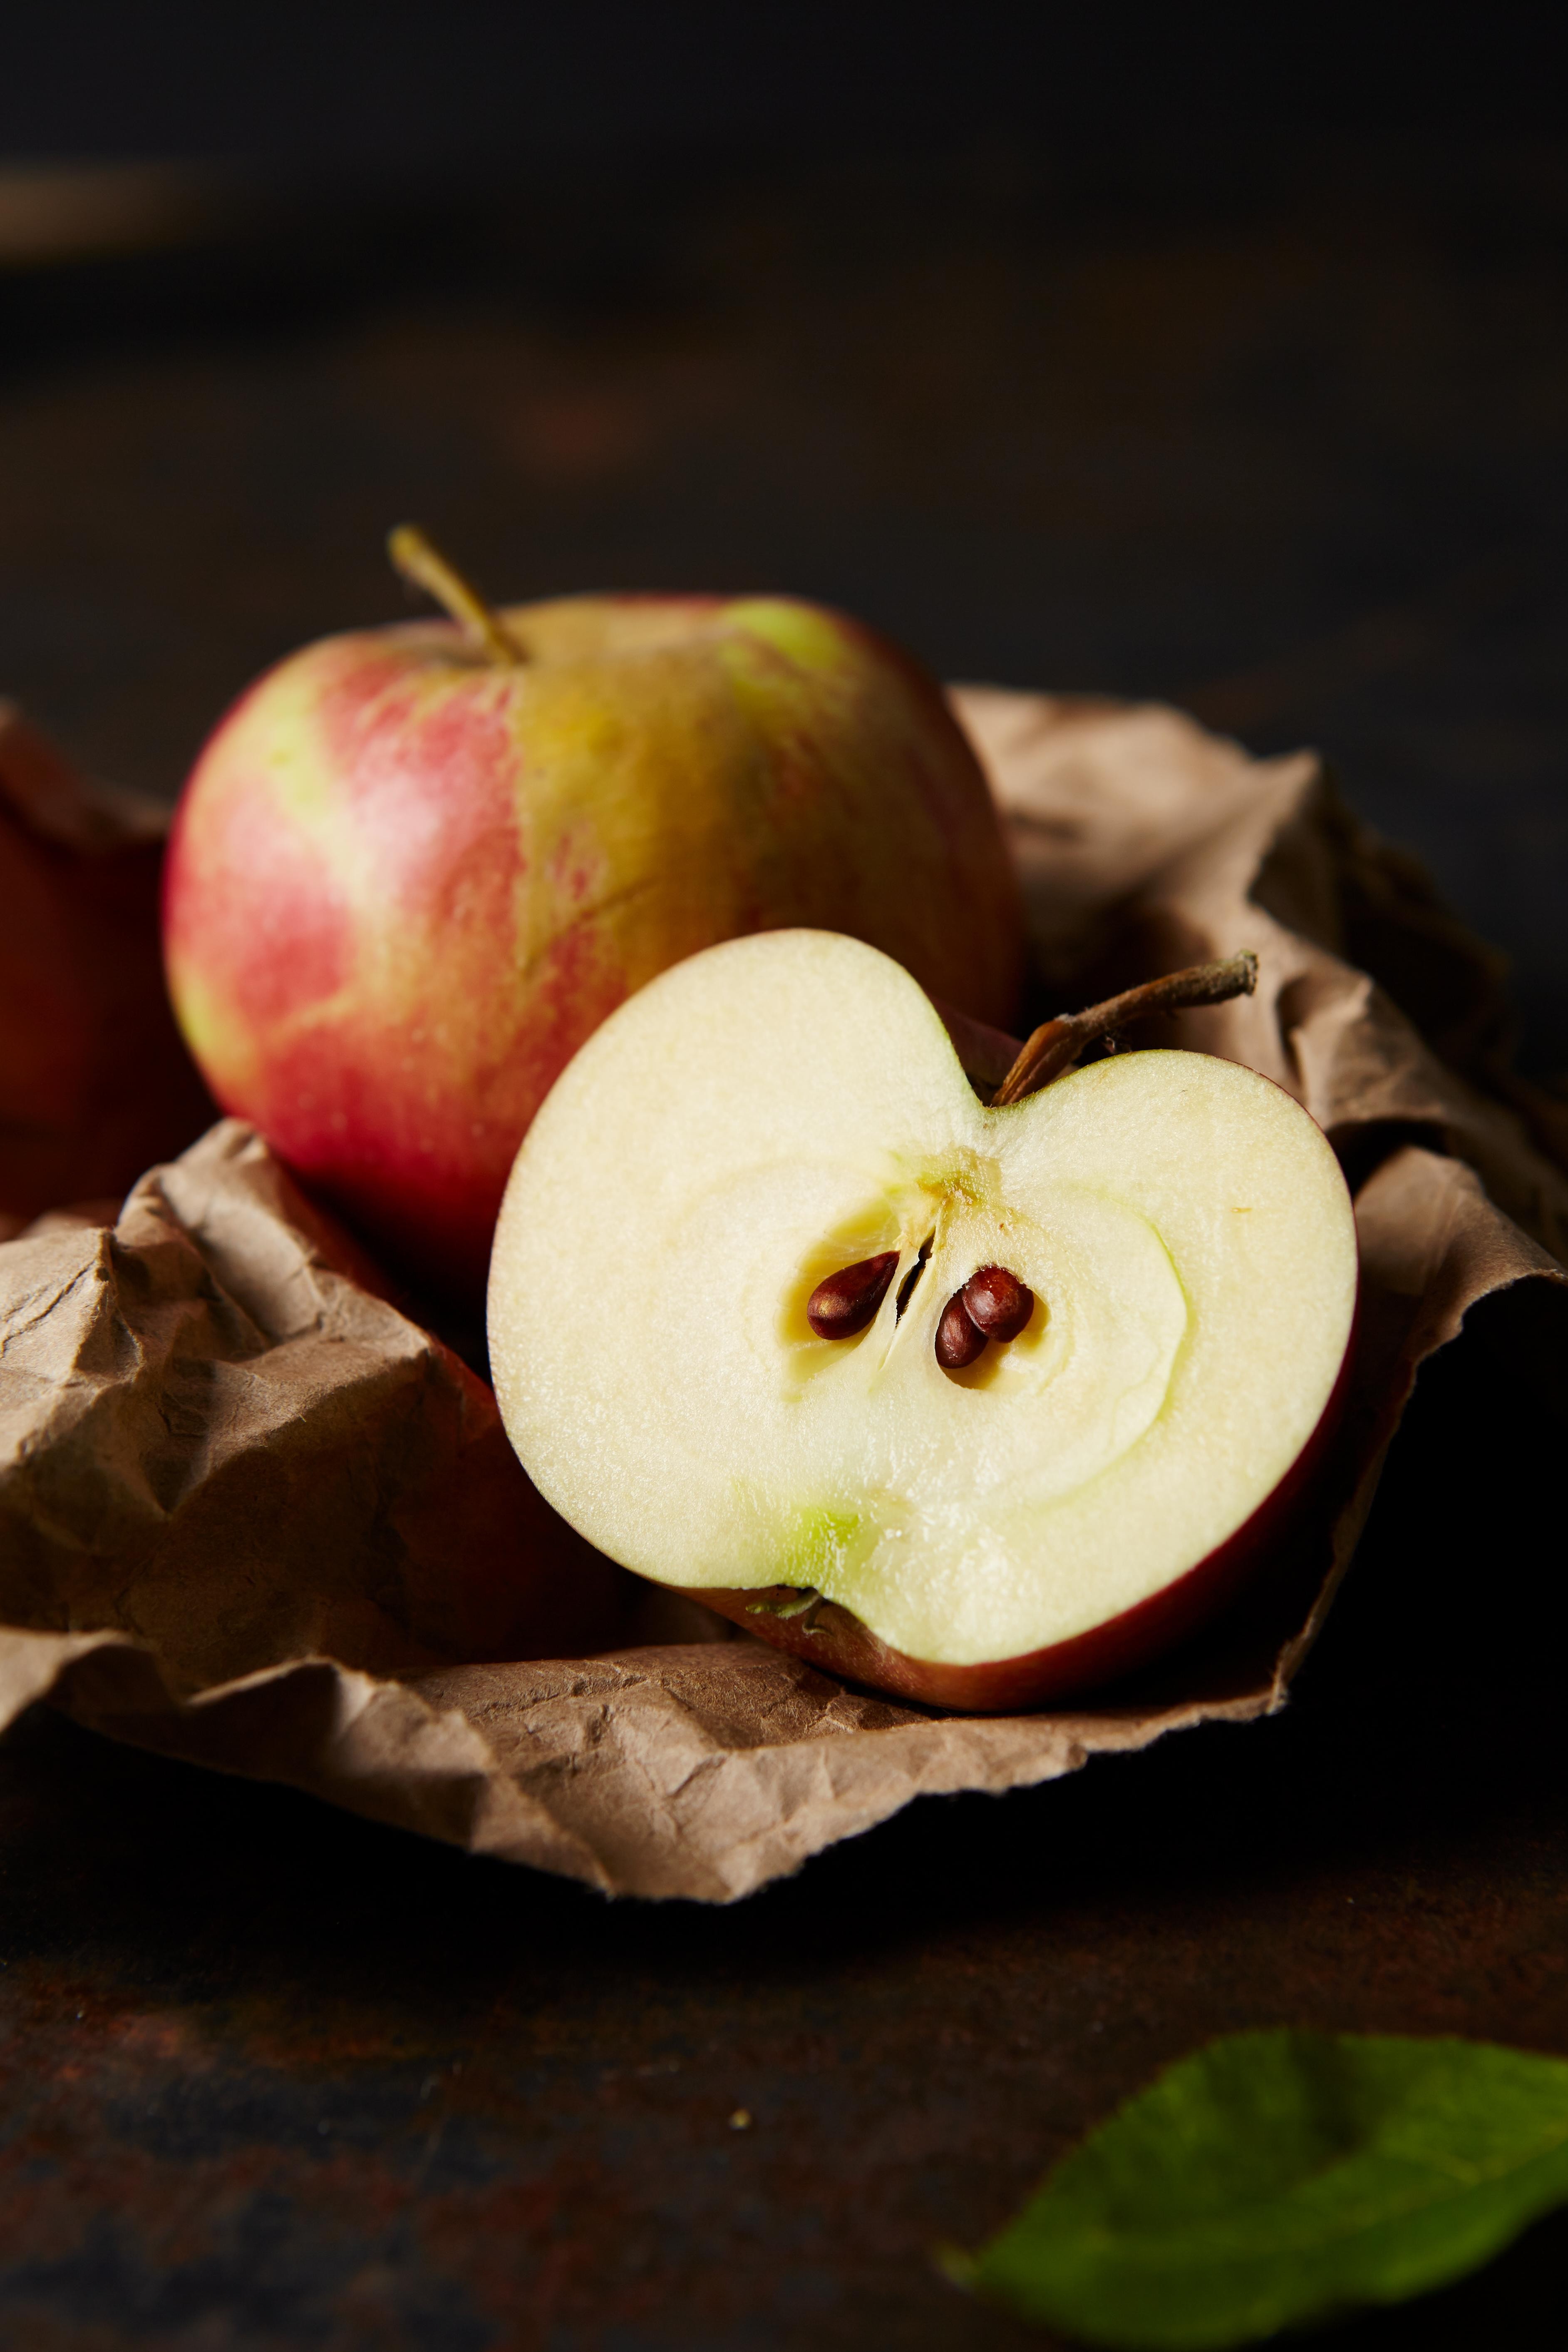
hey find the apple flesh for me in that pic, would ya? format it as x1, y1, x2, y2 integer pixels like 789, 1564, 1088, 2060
487, 930, 1359, 1712
162, 592, 1024, 1299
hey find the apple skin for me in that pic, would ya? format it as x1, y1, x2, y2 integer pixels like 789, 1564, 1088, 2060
682, 1324, 1355, 1711
161, 594, 1025, 1298
0, 706, 214, 1225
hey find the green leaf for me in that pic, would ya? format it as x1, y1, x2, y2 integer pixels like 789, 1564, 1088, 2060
946, 2031, 1568, 2348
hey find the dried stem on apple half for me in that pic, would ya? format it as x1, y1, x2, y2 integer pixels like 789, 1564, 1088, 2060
990, 950, 1259, 1107
387, 523, 522, 666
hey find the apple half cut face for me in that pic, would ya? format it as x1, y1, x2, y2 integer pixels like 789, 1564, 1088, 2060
488, 931, 1358, 1711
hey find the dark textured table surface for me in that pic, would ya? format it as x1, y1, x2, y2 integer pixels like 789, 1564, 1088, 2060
2, 140, 1566, 2348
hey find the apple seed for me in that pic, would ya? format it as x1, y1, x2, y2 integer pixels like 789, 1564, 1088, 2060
962, 1265, 1035, 1341
935, 1289, 988, 1370
807, 1252, 899, 1339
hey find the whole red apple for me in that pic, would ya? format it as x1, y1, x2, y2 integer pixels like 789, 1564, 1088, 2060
163, 538, 1025, 1297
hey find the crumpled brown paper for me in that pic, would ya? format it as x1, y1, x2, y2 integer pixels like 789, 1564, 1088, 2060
2, 690, 1564, 1901
0, 1118, 628, 1688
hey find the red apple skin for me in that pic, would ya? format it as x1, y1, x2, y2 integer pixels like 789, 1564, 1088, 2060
680, 1315, 1357, 1713
161, 594, 1025, 1299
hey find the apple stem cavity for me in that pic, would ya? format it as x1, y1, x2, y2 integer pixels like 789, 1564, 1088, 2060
992, 950, 1260, 1107
387, 523, 522, 667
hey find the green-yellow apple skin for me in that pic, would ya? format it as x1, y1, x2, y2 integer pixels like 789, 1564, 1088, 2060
162, 594, 1025, 1296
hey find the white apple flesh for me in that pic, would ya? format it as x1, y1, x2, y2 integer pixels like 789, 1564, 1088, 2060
488, 932, 1358, 1711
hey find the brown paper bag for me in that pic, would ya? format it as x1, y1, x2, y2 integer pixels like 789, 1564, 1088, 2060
2, 692, 1563, 1900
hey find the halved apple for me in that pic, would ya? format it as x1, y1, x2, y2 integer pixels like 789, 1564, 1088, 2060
488, 931, 1357, 1711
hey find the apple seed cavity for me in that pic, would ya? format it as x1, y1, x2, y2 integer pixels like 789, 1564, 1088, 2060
895, 1235, 934, 1321
962, 1264, 1035, 1341
806, 1251, 899, 1340
935, 1289, 988, 1370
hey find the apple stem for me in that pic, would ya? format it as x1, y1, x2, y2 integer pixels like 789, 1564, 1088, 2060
992, 950, 1259, 1106
387, 524, 521, 666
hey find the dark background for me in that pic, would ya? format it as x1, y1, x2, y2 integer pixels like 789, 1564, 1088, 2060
2, 7, 1567, 2346
3, 0, 1568, 1065
5, 5, 1564, 164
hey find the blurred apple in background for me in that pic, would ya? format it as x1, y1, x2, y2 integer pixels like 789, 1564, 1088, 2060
0, 703, 213, 1231
162, 530, 1025, 1299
